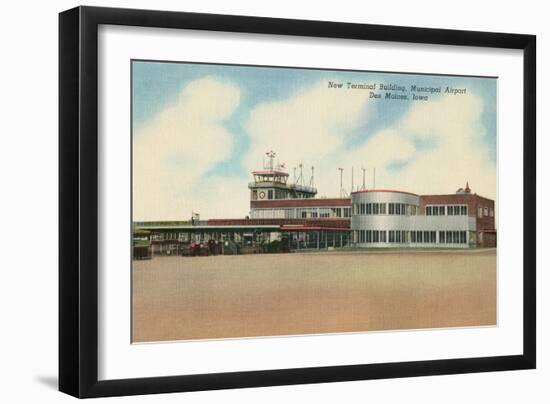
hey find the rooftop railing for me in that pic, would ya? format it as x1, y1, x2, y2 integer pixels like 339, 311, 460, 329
248, 181, 317, 194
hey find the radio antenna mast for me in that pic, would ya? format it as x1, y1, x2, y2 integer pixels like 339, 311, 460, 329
298, 164, 304, 186
265, 150, 276, 170
338, 168, 345, 198
310, 166, 315, 187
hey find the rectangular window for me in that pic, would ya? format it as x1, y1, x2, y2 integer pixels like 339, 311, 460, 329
454, 206, 460, 215
439, 231, 445, 243
373, 230, 379, 243
484, 207, 489, 216
380, 203, 386, 214
389, 231, 395, 243
426, 206, 432, 216
373, 203, 379, 215
366, 203, 372, 215
389, 203, 395, 215
411, 231, 416, 243
268, 190, 273, 199
460, 205, 467, 215
439, 206, 445, 215
380, 231, 387, 242
417, 231, 423, 243
478, 207, 483, 218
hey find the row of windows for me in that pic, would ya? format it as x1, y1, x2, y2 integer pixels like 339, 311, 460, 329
358, 230, 387, 243
478, 206, 494, 218
251, 189, 288, 200
426, 205, 468, 216
352, 203, 418, 216
411, 231, 437, 243
251, 189, 315, 200
250, 207, 351, 219
440, 231, 468, 244
354, 230, 468, 244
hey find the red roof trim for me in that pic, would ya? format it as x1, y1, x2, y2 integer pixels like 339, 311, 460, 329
421, 193, 494, 201
351, 189, 419, 197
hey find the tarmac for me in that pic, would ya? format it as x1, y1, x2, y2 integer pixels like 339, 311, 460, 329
132, 249, 496, 342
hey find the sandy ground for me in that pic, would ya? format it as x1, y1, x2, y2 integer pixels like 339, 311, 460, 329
132, 249, 496, 342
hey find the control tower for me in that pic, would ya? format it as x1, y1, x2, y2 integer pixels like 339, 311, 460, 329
249, 151, 317, 201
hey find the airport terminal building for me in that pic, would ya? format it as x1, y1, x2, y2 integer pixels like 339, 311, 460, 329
134, 153, 496, 254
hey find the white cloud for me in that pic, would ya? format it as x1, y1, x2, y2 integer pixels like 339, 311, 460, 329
134, 76, 496, 221
244, 82, 495, 201
346, 94, 496, 200
133, 76, 243, 220
244, 80, 374, 197
245, 81, 371, 168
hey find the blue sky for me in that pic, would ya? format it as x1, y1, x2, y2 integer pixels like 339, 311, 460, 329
132, 60, 497, 220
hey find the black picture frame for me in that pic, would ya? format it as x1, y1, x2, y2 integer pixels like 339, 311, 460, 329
59, 5, 536, 398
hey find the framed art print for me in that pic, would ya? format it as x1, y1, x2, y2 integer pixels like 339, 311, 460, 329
59, 6, 536, 398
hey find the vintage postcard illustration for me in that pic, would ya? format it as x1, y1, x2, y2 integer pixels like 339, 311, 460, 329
132, 61, 497, 343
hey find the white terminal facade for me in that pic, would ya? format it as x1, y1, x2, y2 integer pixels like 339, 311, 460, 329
350, 189, 474, 247
246, 152, 496, 248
